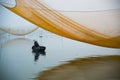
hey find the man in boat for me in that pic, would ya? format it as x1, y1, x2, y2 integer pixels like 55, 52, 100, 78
34, 40, 39, 47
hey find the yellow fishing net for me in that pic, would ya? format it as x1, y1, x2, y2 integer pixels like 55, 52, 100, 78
1, 0, 120, 48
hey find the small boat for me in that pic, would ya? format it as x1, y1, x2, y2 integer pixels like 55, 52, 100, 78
32, 41, 46, 53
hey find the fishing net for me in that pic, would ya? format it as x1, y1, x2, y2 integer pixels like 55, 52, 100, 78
0, 0, 120, 48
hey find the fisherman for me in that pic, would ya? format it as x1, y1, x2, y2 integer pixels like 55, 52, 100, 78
32, 40, 46, 52
34, 40, 39, 47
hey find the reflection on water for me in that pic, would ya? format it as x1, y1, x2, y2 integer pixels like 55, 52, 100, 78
35, 55, 120, 80
32, 50, 46, 62
0, 32, 120, 80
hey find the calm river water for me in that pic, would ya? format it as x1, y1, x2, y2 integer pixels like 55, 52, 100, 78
0, 29, 120, 80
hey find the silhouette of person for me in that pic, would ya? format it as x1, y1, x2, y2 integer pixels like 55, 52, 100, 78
32, 40, 46, 52
32, 40, 40, 52
34, 40, 39, 47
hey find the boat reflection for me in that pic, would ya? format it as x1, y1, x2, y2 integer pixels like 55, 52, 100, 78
32, 50, 46, 62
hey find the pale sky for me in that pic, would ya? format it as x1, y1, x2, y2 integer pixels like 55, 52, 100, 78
0, 0, 120, 11
40, 0, 120, 11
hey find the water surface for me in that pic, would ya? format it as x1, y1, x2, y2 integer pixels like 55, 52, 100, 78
0, 29, 120, 80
